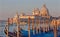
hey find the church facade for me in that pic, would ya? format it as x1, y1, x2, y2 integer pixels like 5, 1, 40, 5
12, 4, 51, 24
19, 4, 50, 19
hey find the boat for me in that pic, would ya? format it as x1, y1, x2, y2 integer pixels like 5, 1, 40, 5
4, 17, 60, 37
4, 26, 59, 37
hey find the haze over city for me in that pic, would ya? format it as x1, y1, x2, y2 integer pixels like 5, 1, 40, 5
0, 0, 60, 20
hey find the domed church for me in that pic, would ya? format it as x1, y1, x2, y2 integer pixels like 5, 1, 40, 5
40, 4, 50, 17
32, 4, 50, 18
40, 4, 50, 18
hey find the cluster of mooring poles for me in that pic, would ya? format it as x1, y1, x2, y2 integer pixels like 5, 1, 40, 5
36, 17, 40, 34
27, 17, 58, 37
5, 15, 59, 37
6, 13, 21, 37
28, 16, 41, 37
43, 20, 49, 32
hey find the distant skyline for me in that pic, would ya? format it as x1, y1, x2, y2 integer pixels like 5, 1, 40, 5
0, 0, 60, 20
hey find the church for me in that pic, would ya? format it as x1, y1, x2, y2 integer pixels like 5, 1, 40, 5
12, 4, 51, 24
19, 4, 50, 19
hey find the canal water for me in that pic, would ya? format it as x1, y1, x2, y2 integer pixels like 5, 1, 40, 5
0, 22, 6, 37
0, 22, 60, 37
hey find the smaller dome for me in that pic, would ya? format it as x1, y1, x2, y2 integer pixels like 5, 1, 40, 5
32, 8, 40, 15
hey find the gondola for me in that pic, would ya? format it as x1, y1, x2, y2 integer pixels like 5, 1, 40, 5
4, 27, 58, 37
4, 28, 23, 37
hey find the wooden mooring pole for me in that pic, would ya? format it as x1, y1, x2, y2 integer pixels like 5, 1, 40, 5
17, 23, 19, 37
36, 17, 39, 34
43, 20, 45, 32
28, 17, 30, 37
16, 12, 19, 37
54, 25, 57, 37
6, 18, 9, 37
54, 20, 57, 37
32, 18, 35, 35
39, 19, 40, 33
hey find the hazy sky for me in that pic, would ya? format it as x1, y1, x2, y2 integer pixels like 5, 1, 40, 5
0, 0, 60, 20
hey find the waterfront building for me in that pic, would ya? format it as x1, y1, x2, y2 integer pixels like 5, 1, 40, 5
12, 4, 59, 25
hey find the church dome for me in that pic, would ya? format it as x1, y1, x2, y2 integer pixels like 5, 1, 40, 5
32, 8, 40, 15
40, 4, 49, 16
